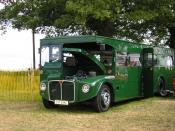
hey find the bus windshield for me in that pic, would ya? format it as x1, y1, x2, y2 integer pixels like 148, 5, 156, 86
41, 45, 62, 66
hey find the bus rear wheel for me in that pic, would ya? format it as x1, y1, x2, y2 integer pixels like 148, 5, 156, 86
158, 79, 167, 97
42, 98, 56, 109
94, 85, 111, 112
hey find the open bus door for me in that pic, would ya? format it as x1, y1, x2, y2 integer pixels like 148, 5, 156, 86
141, 48, 154, 97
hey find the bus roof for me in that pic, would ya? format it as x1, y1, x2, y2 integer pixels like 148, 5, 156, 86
40, 35, 145, 47
40, 35, 173, 53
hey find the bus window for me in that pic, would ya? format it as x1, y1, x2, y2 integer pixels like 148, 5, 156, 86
128, 54, 141, 66
93, 52, 113, 67
41, 45, 62, 66
116, 52, 127, 66
63, 53, 73, 62
159, 56, 165, 66
143, 53, 153, 67
158, 55, 173, 67
153, 55, 158, 66
63, 53, 77, 66
41, 46, 49, 66
50, 46, 61, 61
166, 56, 173, 67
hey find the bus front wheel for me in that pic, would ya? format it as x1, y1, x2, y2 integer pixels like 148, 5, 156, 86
158, 79, 167, 97
42, 98, 56, 109
94, 85, 111, 112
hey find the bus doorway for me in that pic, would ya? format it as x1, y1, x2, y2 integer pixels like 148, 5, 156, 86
141, 48, 154, 97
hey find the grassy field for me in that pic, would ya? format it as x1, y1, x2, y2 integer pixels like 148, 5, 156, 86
0, 96, 174, 131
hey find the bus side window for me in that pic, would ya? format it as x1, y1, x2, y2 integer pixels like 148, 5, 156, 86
153, 55, 158, 66
157, 55, 173, 67
143, 53, 153, 67
128, 53, 141, 67
116, 52, 127, 66
166, 56, 173, 67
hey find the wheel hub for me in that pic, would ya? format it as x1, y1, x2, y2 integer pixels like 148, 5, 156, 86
101, 91, 110, 107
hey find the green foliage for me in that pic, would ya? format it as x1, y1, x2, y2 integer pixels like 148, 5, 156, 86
67, 0, 120, 22
122, 0, 175, 46
65, 0, 121, 36
1, 0, 175, 47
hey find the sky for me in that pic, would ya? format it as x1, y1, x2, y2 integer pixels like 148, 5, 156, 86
0, 4, 45, 70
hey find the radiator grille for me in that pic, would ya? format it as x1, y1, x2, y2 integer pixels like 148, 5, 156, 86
48, 80, 75, 101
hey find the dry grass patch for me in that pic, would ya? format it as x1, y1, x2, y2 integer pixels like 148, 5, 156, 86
0, 96, 175, 131
0, 70, 40, 101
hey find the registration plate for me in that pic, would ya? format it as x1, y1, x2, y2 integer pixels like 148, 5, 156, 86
54, 100, 69, 105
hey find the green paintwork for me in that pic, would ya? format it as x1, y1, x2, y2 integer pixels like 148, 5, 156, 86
40, 35, 175, 105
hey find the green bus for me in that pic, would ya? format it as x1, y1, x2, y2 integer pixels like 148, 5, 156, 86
39, 35, 175, 112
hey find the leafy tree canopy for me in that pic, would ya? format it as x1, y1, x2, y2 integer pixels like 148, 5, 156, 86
0, 0, 175, 47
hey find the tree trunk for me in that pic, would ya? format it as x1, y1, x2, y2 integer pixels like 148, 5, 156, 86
32, 29, 36, 69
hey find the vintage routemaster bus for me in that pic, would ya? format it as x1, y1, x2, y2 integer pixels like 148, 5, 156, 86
39, 35, 175, 112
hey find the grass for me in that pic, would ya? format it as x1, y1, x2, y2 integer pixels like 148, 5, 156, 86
0, 70, 40, 101
0, 96, 175, 131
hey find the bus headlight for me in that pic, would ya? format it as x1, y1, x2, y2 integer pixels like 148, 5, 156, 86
82, 84, 90, 93
40, 83, 47, 91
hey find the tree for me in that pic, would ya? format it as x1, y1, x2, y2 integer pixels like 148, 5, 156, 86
1, 0, 175, 51
67, 0, 175, 47
1, 0, 123, 37
121, 0, 175, 48
66, 0, 121, 36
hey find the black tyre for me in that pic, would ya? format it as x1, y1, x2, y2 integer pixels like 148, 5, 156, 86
42, 98, 56, 109
94, 85, 111, 112
158, 79, 167, 97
